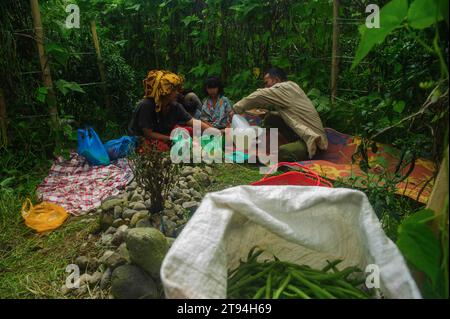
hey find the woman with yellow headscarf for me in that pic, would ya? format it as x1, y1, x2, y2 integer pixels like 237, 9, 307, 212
128, 70, 214, 151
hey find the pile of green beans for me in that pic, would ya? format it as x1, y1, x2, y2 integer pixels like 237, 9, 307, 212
227, 247, 372, 299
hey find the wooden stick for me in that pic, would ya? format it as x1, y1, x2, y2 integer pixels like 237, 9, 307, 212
30, 0, 59, 128
330, 0, 340, 106
0, 88, 7, 148
90, 20, 111, 109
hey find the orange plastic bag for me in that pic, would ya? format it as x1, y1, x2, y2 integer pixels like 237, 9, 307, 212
21, 199, 69, 233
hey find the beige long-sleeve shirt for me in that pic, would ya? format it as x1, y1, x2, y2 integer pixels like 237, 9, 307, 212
233, 81, 328, 158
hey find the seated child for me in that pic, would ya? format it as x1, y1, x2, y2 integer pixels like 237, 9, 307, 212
201, 76, 233, 130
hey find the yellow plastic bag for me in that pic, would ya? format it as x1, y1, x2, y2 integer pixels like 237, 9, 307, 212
21, 199, 69, 233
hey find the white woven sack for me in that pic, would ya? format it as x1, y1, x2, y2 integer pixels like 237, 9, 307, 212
161, 185, 421, 299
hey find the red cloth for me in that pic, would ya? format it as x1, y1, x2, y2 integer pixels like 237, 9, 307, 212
36, 152, 133, 216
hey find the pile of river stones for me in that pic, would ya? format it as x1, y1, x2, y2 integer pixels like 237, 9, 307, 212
61, 164, 214, 299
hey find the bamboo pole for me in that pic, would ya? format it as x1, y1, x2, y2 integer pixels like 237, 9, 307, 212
330, 0, 340, 106
30, 0, 59, 128
90, 20, 111, 109
0, 88, 7, 148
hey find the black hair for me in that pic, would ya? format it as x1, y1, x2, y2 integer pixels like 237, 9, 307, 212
204, 76, 224, 96
265, 67, 288, 82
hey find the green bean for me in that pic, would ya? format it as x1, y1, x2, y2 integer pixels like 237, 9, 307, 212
228, 263, 267, 285
321, 259, 343, 272
322, 285, 368, 299
228, 264, 275, 293
286, 284, 312, 299
290, 271, 337, 299
293, 266, 362, 282
273, 273, 292, 299
334, 279, 370, 297
265, 270, 273, 299
252, 286, 266, 299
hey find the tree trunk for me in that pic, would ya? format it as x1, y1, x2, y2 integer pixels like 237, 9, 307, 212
330, 0, 340, 106
90, 20, 111, 109
30, 0, 59, 128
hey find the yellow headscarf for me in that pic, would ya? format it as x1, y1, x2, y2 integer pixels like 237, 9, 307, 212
143, 70, 184, 112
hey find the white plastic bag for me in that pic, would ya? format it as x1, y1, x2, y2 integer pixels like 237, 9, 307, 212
161, 185, 421, 299
230, 114, 263, 150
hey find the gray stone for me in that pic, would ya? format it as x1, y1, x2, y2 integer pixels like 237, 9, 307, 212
162, 216, 177, 237
204, 166, 213, 175
89, 271, 102, 286
144, 199, 152, 209
164, 200, 173, 209
126, 181, 137, 192
112, 218, 126, 228
123, 209, 138, 219
100, 234, 114, 246
174, 198, 184, 205
100, 214, 114, 230
174, 204, 184, 213
187, 180, 201, 190
190, 189, 202, 198
113, 206, 123, 219
127, 191, 134, 201
111, 265, 158, 299
100, 268, 112, 289
104, 226, 117, 235
176, 209, 186, 218
132, 202, 147, 211
194, 172, 210, 186
79, 273, 91, 286
130, 211, 149, 228
101, 198, 125, 212
162, 209, 176, 219
74, 256, 89, 271
131, 192, 144, 203
181, 166, 195, 177
111, 224, 129, 246
116, 242, 130, 262
99, 250, 114, 263
182, 201, 199, 210
125, 227, 169, 278
179, 181, 188, 189
135, 218, 152, 228
99, 250, 127, 270
176, 219, 186, 227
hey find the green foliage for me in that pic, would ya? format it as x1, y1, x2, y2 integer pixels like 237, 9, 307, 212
408, 0, 445, 29
352, 0, 408, 68
397, 205, 448, 298
55, 80, 85, 96
397, 209, 440, 285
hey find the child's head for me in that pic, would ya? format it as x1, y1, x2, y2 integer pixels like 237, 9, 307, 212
204, 76, 224, 98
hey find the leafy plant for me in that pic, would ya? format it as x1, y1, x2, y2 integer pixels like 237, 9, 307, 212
129, 144, 181, 214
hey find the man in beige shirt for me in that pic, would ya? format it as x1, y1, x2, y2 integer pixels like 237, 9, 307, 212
233, 67, 328, 162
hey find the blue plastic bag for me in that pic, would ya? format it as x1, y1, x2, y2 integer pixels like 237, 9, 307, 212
77, 127, 110, 166
104, 136, 138, 160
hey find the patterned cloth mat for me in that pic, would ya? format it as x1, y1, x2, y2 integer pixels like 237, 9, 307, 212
37, 152, 133, 216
